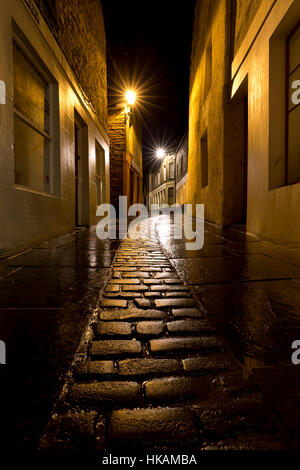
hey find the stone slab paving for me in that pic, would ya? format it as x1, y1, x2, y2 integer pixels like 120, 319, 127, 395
40, 220, 293, 451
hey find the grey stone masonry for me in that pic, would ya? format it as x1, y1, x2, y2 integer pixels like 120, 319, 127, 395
41, 219, 291, 451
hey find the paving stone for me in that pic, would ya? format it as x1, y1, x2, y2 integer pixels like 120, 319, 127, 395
172, 308, 203, 318
182, 354, 240, 374
143, 279, 163, 284
100, 299, 128, 308
113, 267, 136, 272
121, 285, 149, 292
108, 407, 198, 445
150, 285, 189, 292
94, 321, 132, 337
69, 382, 141, 405
150, 337, 224, 354
134, 298, 152, 308
121, 272, 150, 278
139, 263, 170, 267
74, 361, 116, 377
145, 376, 211, 401
59, 411, 97, 447
100, 308, 167, 321
144, 292, 162, 298
154, 272, 179, 279
197, 393, 277, 436
118, 358, 179, 376
167, 319, 216, 335
105, 284, 120, 292
109, 279, 140, 284
136, 321, 164, 336
139, 268, 162, 272
165, 292, 191, 297
104, 292, 142, 299
154, 298, 196, 308
211, 371, 255, 396
90, 340, 142, 358
202, 433, 287, 450
112, 271, 121, 278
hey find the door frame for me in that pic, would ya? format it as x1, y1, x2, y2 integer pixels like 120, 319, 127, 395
74, 109, 89, 227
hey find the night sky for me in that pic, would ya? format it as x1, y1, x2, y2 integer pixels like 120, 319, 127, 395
101, 0, 196, 172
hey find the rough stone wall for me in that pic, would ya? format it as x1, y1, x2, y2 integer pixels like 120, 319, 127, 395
234, 0, 263, 55
108, 108, 126, 210
126, 112, 142, 175
34, 0, 107, 130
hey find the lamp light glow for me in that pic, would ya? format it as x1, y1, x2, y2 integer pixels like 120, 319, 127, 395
156, 148, 165, 159
126, 90, 136, 106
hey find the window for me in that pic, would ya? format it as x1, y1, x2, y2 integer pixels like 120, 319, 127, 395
13, 33, 59, 194
168, 187, 174, 204
286, 22, 300, 185
95, 141, 105, 205
201, 130, 208, 188
163, 165, 166, 181
169, 162, 174, 179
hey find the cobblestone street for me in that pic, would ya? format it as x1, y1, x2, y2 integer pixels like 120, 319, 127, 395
1, 0, 300, 458
33, 216, 300, 451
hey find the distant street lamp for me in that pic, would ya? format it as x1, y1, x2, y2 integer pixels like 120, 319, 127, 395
156, 148, 165, 159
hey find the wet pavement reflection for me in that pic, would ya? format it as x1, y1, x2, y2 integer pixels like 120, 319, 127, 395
155, 216, 300, 442
0, 227, 120, 450
1, 218, 300, 449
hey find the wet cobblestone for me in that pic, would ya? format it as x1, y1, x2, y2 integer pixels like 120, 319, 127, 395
40, 218, 295, 451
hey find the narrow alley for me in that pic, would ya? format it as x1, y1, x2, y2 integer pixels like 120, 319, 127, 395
1, 0, 300, 458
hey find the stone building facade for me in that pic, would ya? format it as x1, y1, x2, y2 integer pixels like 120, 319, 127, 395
188, 0, 300, 244
148, 153, 175, 207
175, 131, 188, 205
0, 0, 109, 251
108, 106, 143, 212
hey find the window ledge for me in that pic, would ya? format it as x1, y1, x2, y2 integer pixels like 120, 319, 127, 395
14, 184, 61, 198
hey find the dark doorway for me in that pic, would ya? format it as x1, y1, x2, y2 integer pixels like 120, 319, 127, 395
74, 123, 80, 226
130, 169, 135, 206
74, 110, 89, 227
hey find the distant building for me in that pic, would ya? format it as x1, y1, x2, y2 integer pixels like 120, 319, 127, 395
175, 131, 188, 205
108, 104, 143, 212
0, 0, 109, 250
148, 153, 175, 207
188, 0, 300, 244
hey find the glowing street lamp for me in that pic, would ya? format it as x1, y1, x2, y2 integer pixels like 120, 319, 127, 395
126, 90, 136, 106
156, 148, 165, 159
